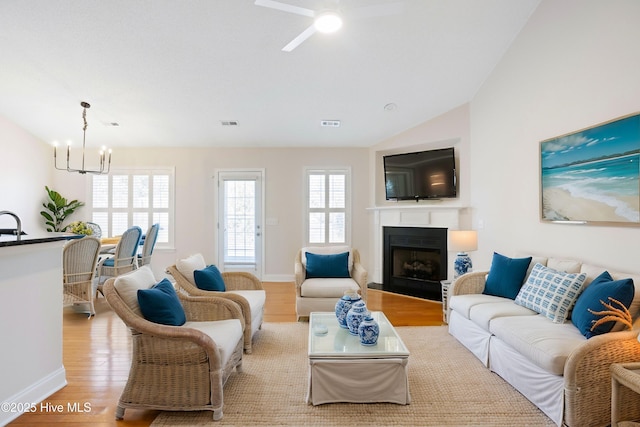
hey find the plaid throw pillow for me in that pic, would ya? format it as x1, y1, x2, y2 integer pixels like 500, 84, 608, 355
515, 263, 586, 323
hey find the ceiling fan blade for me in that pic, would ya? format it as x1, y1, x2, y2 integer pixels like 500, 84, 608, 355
282, 24, 317, 52
348, 2, 405, 20
254, 0, 315, 18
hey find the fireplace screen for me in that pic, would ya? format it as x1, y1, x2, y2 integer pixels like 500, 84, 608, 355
392, 248, 441, 282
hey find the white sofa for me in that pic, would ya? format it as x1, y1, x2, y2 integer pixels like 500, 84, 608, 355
448, 254, 640, 427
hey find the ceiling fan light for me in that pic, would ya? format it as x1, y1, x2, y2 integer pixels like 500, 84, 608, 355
314, 12, 342, 33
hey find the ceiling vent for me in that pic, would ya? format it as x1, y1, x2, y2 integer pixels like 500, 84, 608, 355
320, 120, 341, 127
221, 120, 239, 126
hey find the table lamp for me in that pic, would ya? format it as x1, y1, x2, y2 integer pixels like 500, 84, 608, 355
449, 230, 478, 278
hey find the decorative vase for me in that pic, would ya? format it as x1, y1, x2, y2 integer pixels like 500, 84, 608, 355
454, 252, 473, 278
335, 290, 360, 329
346, 300, 368, 335
358, 314, 379, 346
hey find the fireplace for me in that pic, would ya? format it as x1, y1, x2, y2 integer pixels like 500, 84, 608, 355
382, 226, 447, 301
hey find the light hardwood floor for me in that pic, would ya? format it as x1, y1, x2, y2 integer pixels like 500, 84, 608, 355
10, 282, 444, 426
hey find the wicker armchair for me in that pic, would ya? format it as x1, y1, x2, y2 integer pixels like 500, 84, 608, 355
294, 246, 367, 321
96, 226, 142, 292
62, 236, 101, 316
168, 254, 265, 354
137, 223, 160, 267
103, 267, 244, 421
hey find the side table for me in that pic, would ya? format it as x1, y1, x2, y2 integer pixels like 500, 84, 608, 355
611, 362, 640, 426
440, 280, 451, 324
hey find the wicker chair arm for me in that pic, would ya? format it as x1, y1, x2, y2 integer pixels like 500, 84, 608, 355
563, 329, 640, 427
352, 261, 368, 301
294, 251, 304, 291
450, 271, 487, 296
178, 294, 244, 327
221, 271, 264, 290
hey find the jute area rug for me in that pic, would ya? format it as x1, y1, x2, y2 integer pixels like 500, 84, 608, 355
151, 323, 555, 426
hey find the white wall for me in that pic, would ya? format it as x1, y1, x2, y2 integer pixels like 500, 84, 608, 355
54, 146, 370, 280
469, 0, 640, 272
0, 115, 52, 233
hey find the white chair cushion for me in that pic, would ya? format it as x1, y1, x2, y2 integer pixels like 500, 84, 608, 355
113, 266, 157, 316
184, 319, 243, 366
301, 277, 360, 298
228, 290, 266, 322
302, 246, 353, 273
176, 253, 207, 285
489, 314, 586, 376
546, 257, 582, 273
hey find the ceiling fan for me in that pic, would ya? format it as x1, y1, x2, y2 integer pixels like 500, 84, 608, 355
255, 0, 404, 52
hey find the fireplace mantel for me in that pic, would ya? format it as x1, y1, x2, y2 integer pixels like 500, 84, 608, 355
368, 205, 467, 284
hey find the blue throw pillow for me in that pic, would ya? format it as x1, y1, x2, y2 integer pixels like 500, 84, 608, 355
194, 265, 226, 291
305, 252, 350, 279
137, 279, 186, 326
571, 271, 635, 338
482, 252, 532, 299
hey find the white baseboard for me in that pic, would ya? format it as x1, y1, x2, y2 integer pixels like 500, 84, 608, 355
262, 274, 295, 282
0, 366, 67, 426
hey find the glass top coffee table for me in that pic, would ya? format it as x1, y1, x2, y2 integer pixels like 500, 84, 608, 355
306, 311, 410, 405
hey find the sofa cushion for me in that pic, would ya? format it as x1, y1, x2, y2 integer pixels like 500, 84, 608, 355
483, 252, 532, 299
469, 300, 538, 331
571, 271, 635, 338
184, 319, 243, 366
176, 253, 207, 286
137, 278, 187, 326
300, 277, 360, 298
449, 294, 508, 319
194, 264, 226, 291
489, 314, 586, 375
113, 266, 157, 317
515, 263, 586, 324
547, 258, 581, 273
228, 289, 267, 322
305, 252, 350, 279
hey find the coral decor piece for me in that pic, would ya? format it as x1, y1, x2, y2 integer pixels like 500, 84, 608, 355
588, 297, 633, 331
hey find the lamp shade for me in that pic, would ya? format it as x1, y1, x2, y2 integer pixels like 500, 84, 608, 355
449, 230, 478, 253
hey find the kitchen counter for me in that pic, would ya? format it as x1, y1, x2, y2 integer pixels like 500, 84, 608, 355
0, 231, 81, 247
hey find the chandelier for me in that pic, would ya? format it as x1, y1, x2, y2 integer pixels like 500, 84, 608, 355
53, 101, 112, 174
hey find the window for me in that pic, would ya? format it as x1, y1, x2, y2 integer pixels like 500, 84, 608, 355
90, 168, 174, 247
305, 167, 350, 245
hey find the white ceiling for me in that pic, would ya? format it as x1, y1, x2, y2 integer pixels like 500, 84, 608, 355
0, 0, 540, 149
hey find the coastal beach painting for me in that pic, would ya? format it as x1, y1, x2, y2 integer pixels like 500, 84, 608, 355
541, 113, 640, 225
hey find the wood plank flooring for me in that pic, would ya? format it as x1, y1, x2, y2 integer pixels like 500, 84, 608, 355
10, 283, 444, 426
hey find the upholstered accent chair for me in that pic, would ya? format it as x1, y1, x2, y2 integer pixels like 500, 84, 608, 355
62, 236, 101, 316
103, 266, 244, 421
294, 246, 367, 321
167, 253, 265, 354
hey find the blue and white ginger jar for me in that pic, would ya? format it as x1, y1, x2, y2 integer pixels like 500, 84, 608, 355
335, 290, 360, 329
358, 315, 379, 346
346, 300, 368, 335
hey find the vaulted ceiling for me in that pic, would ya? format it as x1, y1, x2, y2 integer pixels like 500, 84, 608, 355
0, 0, 540, 149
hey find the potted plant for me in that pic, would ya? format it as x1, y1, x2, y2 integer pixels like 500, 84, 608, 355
40, 186, 85, 232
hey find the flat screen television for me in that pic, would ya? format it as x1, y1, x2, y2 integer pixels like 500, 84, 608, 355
383, 147, 457, 201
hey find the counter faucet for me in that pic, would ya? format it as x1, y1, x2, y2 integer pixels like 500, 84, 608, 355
0, 211, 22, 240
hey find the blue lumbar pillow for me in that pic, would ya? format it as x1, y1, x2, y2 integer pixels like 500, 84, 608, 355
571, 271, 635, 338
137, 278, 186, 326
482, 252, 532, 299
305, 251, 350, 279
194, 265, 226, 291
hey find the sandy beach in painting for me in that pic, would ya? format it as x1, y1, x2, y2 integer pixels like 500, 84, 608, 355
543, 187, 640, 222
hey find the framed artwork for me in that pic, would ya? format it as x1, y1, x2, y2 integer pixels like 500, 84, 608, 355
540, 112, 640, 226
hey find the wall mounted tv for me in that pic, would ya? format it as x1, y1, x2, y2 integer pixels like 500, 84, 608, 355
383, 147, 457, 201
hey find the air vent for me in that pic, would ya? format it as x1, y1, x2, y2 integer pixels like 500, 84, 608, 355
221, 120, 239, 126
320, 120, 341, 127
